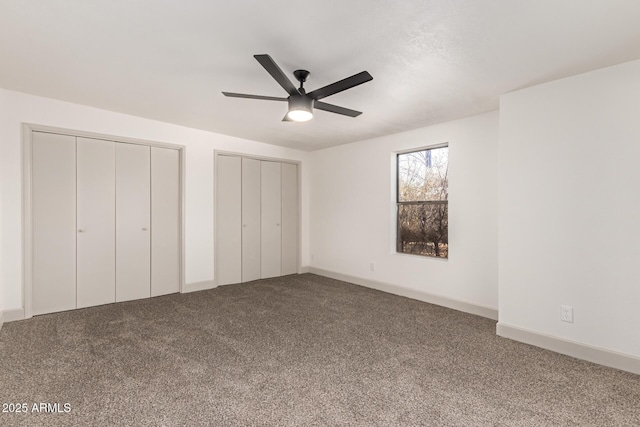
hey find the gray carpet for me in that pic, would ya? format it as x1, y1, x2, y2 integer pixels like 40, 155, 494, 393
0, 273, 638, 426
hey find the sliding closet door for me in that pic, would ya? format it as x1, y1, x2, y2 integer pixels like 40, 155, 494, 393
216, 155, 242, 285
76, 137, 116, 308
281, 163, 298, 275
116, 143, 151, 302
261, 161, 282, 279
242, 157, 261, 282
151, 147, 180, 296
32, 132, 77, 315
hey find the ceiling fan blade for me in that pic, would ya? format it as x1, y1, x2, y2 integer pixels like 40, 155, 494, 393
308, 71, 372, 100
222, 92, 287, 101
254, 54, 300, 97
314, 101, 362, 117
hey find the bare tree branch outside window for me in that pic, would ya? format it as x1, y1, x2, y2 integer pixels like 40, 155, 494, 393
397, 146, 448, 258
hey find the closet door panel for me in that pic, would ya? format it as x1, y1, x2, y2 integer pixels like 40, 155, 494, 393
32, 132, 77, 315
281, 163, 298, 276
76, 137, 116, 308
242, 157, 261, 283
260, 161, 282, 279
216, 155, 242, 285
116, 143, 151, 302
151, 147, 180, 296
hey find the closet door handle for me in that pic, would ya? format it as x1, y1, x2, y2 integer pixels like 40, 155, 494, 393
276, 223, 280, 226
78, 229, 85, 233
142, 227, 148, 231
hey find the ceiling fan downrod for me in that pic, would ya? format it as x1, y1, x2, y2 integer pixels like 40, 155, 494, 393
293, 69, 310, 90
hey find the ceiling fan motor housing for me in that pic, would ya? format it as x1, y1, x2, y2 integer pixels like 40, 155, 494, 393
288, 93, 314, 114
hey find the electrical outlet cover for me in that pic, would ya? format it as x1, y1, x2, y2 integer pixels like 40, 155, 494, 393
561, 305, 574, 323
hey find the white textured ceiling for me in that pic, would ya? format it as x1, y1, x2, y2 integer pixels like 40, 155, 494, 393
1, 1, 639, 150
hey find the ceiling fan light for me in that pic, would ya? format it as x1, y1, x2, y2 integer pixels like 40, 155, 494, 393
287, 109, 313, 122
287, 95, 314, 122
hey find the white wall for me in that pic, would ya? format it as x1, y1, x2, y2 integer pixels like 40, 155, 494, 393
309, 111, 499, 311
499, 59, 640, 357
0, 89, 4, 326
0, 89, 310, 312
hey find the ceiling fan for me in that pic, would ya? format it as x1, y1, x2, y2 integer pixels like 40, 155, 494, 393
222, 54, 373, 122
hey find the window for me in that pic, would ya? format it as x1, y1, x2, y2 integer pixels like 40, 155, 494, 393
397, 145, 449, 258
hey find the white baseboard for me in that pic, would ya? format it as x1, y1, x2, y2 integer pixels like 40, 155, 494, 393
497, 322, 640, 376
2, 308, 26, 323
0, 310, 3, 330
182, 280, 216, 294
307, 267, 498, 320
300, 266, 310, 274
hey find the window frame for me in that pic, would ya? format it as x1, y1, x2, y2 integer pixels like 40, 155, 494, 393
395, 143, 449, 258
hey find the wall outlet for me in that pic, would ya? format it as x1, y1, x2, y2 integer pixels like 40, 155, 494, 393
369, 262, 375, 272
561, 305, 574, 323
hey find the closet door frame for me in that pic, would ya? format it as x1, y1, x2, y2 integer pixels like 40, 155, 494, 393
22, 123, 186, 319
213, 150, 301, 286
